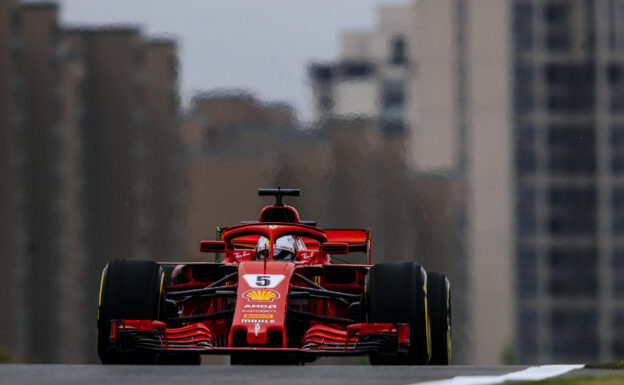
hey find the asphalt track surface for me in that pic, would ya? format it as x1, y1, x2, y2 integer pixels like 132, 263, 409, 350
0, 364, 607, 385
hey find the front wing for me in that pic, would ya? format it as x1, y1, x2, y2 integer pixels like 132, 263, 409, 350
110, 320, 410, 356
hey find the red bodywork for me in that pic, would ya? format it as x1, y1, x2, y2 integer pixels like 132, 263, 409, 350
109, 203, 409, 359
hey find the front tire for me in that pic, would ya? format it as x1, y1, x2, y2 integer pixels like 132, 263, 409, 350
366, 262, 430, 365
427, 272, 451, 365
97, 259, 164, 364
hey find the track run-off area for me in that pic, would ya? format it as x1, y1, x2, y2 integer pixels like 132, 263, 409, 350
0, 363, 613, 385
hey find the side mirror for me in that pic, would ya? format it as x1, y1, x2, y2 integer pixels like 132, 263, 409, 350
321, 242, 349, 254
200, 240, 227, 252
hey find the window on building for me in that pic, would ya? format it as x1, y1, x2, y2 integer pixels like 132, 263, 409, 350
545, 64, 593, 86
606, 0, 624, 53
310, 64, 333, 83
545, 29, 571, 51
547, 89, 594, 113
169, 56, 178, 82
389, 36, 407, 65
610, 125, 624, 146
513, 62, 535, 114
611, 187, 624, 234
134, 47, 145, 69
380, 79, 406, 132
545, 64, 595, 113
513, 1, 534, 52
548, 147, 596, 174
515, 145, 537, 175
544, 2, 571, 52
319, 94, 333, 111
608, 64, 623, 85
514, 86, 535, 114
613, 276, 624, 296
516, 308, 539, 359
612, 154, 624, 174
548, 246, 598, 297
202, 125, 219, 148
514, 124, 537, 175
548, 185, 597, 236
612, 309, 624, 356
11, 9, 22, 39
612, 247, 624, 270
544, 1, 569, 23
548, 125, 594, 147
339, 60, 375, 78
547, 124, 596, 175
608, 64, 624, 113
515, 62, 535, 82
550, 308, 598, 360
516, 183, 537, 235
516, 244, 538, 298
613, 309, 624, 329
382, 79, 405, 107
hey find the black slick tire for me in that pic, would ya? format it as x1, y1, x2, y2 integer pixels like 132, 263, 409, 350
97, 259, 163, 364
366, 262, 431, 365
427, 272, 451, 365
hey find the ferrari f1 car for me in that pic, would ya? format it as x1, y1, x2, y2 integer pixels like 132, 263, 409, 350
97, 188, 451, 365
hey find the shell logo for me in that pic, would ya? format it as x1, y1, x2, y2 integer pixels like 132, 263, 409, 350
243, 289, 280, 302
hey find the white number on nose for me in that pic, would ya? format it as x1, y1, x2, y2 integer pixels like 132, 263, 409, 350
243, 274, 286, 288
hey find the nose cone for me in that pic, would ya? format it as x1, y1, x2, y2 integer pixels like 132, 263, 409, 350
229, 261, 295, 347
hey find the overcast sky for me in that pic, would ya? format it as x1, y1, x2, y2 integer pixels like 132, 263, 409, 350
56, 0, 410, 121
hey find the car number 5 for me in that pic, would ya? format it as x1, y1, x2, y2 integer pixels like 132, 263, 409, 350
256, 275, 271, 287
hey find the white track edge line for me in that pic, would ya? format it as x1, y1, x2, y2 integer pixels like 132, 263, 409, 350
408, 364, 585, 385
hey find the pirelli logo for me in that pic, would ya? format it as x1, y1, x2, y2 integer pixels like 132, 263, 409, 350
243, 313, 274, 319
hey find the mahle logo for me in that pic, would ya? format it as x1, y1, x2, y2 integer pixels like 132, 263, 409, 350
243, 289, 280, 302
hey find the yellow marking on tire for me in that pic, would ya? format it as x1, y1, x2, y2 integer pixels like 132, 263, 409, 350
423, 273, 430, 358
97, 265, 108, 340
157, 270, 165, 318
364, 273, 369, 323
446, 280, 451, 364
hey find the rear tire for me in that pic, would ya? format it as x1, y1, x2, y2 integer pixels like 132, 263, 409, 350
427, 272, 451, 365
366, 262, 430, 365
97, 259, 164, 364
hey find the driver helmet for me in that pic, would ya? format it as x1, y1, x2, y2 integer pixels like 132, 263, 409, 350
256, 235, 297, 261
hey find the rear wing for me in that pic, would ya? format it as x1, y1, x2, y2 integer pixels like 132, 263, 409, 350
325, 229, 371, 264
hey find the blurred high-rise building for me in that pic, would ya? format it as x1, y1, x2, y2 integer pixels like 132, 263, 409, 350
409, 0, 624, 364
180, 92, 300, 263
0, 2, 68, 362
308, 2, 479, 364
61, 27, 182, 363
411, 0, 514, 365
143, 40, 183, 263
309, 4, 414, 133
510, 0, 624, 364
0, 2, 181, 363
326, 0, 624, 365
0, 0, 19, 359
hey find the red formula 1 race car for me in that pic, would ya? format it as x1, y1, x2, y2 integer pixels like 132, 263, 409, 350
97, 188, 451, 365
